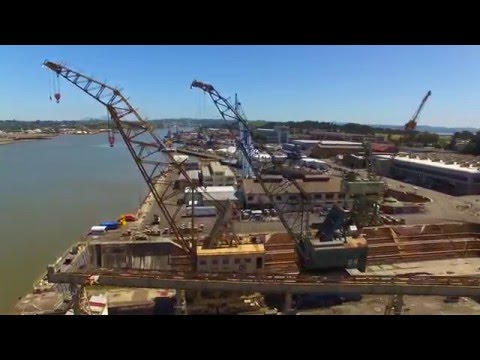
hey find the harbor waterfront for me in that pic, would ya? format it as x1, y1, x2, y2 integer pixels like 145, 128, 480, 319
0, 132, 170, 313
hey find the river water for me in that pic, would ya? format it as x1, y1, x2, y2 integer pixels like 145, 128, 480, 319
0, 132, 174, 313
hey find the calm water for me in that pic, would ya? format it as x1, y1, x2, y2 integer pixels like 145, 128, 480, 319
0, 133, 170, 313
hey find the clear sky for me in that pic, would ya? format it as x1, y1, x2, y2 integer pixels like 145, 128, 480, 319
1, 45, 480, 127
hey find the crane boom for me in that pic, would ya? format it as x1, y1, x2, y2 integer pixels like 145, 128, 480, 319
43, 61, 194, 255
405, 90, 432, 132
191, 80, 312, 247
234, 93, 254, 178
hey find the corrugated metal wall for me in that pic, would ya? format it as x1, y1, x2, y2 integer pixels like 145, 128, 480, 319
102, 253, 127, 269
130, 255, 170, 270
99, 244, 172, 271
71, 246, 91, 271
101, 253, 170, 270
91, 242, 184, 271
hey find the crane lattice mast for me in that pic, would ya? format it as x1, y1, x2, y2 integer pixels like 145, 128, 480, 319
43, 60, 196, 257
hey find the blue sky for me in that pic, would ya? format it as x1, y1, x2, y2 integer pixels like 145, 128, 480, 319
1, 45, 480, 127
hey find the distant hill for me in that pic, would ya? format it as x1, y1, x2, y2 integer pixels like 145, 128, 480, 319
3, 117, 478, 136
371, 124, 480, 134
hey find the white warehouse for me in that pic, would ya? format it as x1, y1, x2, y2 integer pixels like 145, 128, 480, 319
373, 154, 480, 196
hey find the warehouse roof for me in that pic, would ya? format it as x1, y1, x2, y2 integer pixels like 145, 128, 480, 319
185, 186, 236, 193
242, 177, 342, 195
375, 154, 480, 174
293, 139, 363, 146
197, 244, 265, 256
318, 140, 362, 146
185, 186, 237, 201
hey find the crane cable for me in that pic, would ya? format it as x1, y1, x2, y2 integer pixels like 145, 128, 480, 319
107, 109, 115, 147
197, 91, 208, 119
51, 73, 61, 103
57, 73, 60, 96
48, 72, 53, 101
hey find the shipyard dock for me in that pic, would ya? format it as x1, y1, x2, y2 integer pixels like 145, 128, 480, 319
12, 60, 480, 316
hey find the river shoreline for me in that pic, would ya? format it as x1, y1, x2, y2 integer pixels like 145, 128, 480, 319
0, 132, 109, 146
11, 176, 159, 314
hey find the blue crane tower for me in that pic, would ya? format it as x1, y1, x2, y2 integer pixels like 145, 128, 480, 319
235, 94, 254, 178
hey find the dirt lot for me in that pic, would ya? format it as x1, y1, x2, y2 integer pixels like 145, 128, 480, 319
381, 177, 480, 224
297, 295, 480, 315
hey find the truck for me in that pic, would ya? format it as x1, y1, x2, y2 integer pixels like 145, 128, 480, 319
185, 206, 217, 217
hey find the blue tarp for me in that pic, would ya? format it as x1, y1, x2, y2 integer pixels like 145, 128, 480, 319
100, 221, 119, 230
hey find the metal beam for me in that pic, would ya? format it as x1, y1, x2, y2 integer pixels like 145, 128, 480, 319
48, 267, 480, 297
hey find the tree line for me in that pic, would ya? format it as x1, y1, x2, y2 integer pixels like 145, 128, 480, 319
447, 131, 480, 155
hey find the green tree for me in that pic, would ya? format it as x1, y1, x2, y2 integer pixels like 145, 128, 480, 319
414, 132, 439, 146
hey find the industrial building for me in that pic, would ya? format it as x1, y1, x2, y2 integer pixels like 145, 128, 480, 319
373, 153, 480, 196
176, 170, 201, 190
202, 161, 236, 186
305, 130, 386, 143
282, 143, 301, 152
172, 155, 199, 171
290, 139, 323, 151
310, 141, 364, 159
240, 175, 345, 211
256, 126, 289, 144
196, 244, 265, 273
338, 144, 396, 169
184, 186, 238, 206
